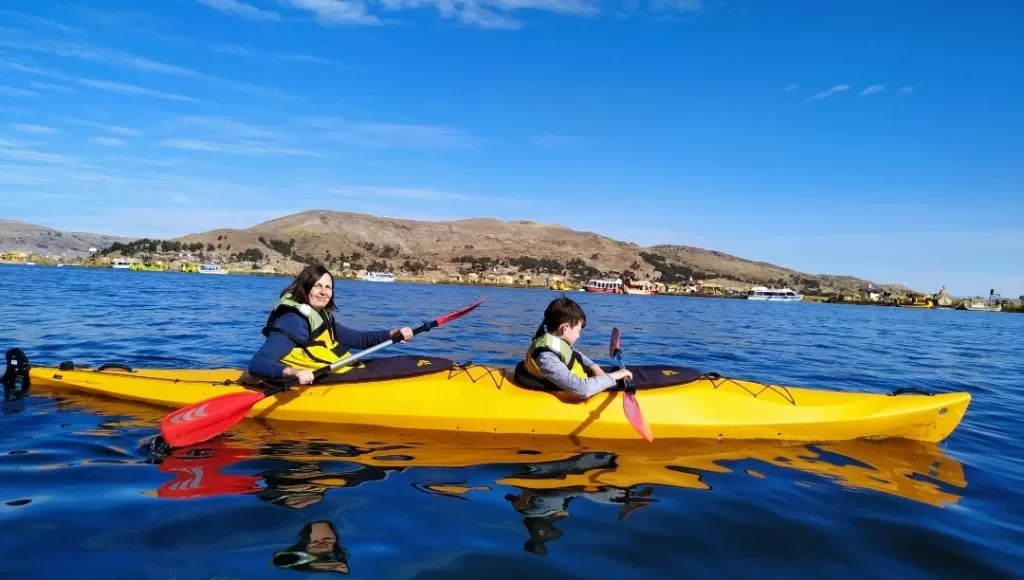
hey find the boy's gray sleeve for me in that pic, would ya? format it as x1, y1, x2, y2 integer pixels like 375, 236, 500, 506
535, 351, 616, 399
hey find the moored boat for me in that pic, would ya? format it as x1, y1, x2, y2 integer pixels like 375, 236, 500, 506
111, 258, 131, 269
198, 263, 228, 275
746, 286, 804, 302
583, 278, 622, 293
363, 271, 395, 282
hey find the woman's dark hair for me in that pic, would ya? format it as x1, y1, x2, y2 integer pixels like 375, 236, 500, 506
272, 520, 350, 571
533, 296, 587, 338
281, 263, 335, 312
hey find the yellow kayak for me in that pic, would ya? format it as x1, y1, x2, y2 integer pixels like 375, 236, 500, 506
6, 349, 970, 443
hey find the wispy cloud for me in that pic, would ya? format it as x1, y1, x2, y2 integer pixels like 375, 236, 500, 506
169, 116, 281, 138
28, 81, 76, 93
0, 34, 295, 99
784, 84, 799, 92
283, 0, 382, 25
810, 84, 850, 100
0, 9, 86, 34
0, 140, 87, 165
0, 56, 69, 80
195, 0, 282, 21
329, 184, 522, 203
308, 118, 477, 149
0, 85, 40, 97
533, 134, 586, 148
10, 123, 58, 135
859, 85, 884, 96
158, 138, 325, 157
90, 137, 127, 146
76, 78, 199, 102
63, 119, 142, 136
211, 43, 253, 55
899, 85, 915, 95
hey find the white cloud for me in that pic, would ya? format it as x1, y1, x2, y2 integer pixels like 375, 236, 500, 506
784, 84, 799, 91
91, 137, 127, 146
0, 35, 294, 99
859, 85, 884, 96
170, 116, 281, 138
328, 184, 522, 203
0, 10, 86, 34
0, 85, 40, 97
810, 84, 850, 100
76, 78, 199, 102
283, 0, 382, 25
11, 123, 58, 135
28, 81, 76, 93
158, 138, 324, 157
899, 85, 915, 95
195, 0, 282, 21
0, 140, 87, 165
63, 119, 142, 136
308, 117, 477, 149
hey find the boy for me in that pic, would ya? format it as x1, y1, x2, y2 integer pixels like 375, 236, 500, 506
519, 296, 633, 400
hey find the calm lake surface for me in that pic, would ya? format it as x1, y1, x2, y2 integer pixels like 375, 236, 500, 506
1, 265, 1022, 578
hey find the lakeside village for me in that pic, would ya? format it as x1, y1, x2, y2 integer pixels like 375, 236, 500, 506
2, 240, 1019, 314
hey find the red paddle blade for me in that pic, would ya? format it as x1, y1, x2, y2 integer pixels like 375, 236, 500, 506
435, 297, 487, 326
609, 327, 621, 357
159, 390, 267, 448
156, 443, 261, 499
623, 392, 654, 442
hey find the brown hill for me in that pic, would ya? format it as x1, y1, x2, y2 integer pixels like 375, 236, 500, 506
169, 209, 912, 294
0, 219, 131, 257
0, 212, 912, 294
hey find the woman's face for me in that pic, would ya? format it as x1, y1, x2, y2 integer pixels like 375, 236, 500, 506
307, 273, 333, 310
306, 522, 338, 554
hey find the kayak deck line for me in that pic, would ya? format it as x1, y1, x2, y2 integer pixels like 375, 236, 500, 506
5, 348, 971, 444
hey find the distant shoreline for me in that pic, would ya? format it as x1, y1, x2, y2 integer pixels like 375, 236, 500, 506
3, 260, 1020, 313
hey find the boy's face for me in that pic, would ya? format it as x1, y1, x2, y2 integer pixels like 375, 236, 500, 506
559, 321, 583, 345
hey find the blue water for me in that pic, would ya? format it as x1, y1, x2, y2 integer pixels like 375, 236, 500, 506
1, 265, 1022, 578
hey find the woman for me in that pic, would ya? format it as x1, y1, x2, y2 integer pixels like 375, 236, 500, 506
248, 264, 414, 385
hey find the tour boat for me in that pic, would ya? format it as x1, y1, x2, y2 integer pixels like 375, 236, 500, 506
583, 279, 622, 293
746, 286, 804, 302
111, 258, 131, 269
624, 280, 657, 295
363, 271, 395, 283
198, 263, 228, 275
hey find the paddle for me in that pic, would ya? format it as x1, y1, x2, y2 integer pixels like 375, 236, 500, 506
609, 327, 654, 442
159, 297, 487, 448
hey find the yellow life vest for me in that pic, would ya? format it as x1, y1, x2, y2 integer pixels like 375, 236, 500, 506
262, 295, 354, 373
522, 333, 589, 381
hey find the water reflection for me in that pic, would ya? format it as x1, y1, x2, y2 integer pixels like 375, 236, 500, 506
272, 521, 350, 574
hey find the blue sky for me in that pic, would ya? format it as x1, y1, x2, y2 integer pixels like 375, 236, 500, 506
0, 0, 1021, 297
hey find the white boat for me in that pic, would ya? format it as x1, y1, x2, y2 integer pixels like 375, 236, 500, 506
746, 286, 804, 302
363, 271, 395, 283
198, 263, 228, 275
623, 280, 657, 295
583, 279, 622, 293
111, 258, 131, 269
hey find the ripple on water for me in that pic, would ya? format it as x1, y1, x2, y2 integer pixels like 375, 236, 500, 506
0, 266, 1023, 577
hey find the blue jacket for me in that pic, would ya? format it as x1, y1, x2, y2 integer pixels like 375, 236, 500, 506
248, 311, 392, 380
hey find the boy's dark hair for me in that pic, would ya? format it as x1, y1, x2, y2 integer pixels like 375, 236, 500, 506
281, 263, 336, 312
534, 296, 587, 338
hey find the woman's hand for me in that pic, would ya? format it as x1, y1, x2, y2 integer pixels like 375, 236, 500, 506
282, 367, 315, 385
390, 327, 414, 343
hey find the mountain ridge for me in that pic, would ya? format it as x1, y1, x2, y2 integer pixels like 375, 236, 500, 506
0, 211, 914, 294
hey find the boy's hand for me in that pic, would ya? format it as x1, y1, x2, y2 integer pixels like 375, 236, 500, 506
590, 364, 606, 376
611, 369, 633, 382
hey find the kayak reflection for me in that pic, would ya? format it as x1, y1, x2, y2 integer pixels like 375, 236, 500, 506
272, 520, 350, 574
139, 426, 967, 556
